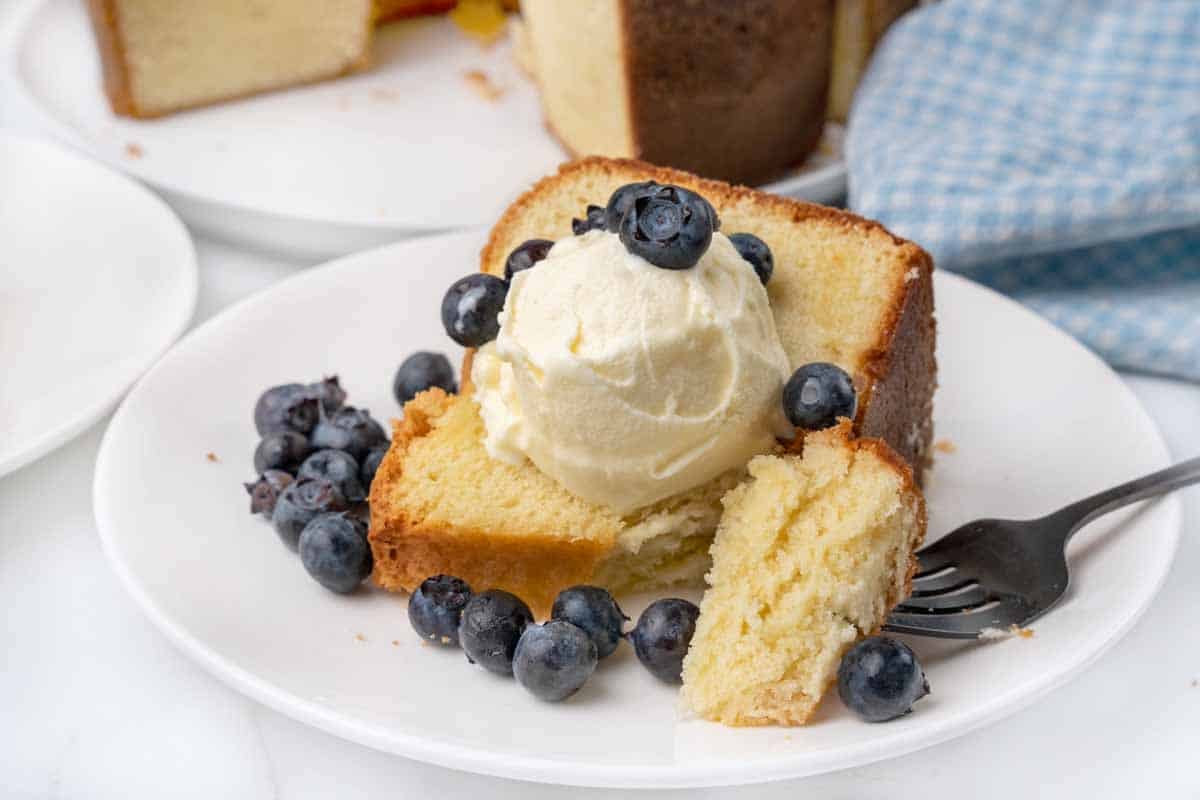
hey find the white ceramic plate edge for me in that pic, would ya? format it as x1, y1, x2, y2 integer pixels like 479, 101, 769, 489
0, 132, 198, 477
90, 234, 1180, 788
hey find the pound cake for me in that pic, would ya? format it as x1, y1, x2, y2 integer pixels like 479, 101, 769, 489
368, 156, 935, 614
681, 422, 925, 726
519, 0, 833, 185
85, 0, 373, 118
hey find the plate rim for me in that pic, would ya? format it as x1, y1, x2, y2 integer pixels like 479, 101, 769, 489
92, 233, 1179, 789
0, 130, 197, 477
6, 0, 847, 236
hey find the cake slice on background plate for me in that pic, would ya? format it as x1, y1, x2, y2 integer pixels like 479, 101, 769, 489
85, 0, 374, 119
368, 156, 935, 615
682, 422, 925, 726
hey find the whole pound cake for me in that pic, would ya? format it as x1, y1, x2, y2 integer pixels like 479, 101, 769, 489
369, 157, 935, 614
520, 0, 833, 185
681, 422, 925, 726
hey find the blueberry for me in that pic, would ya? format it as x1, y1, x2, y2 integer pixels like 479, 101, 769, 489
783, 362, 857, 431
441, 274, 509, 348
298, 512, 373, 594
514, 620, 599, 702
408, 574, 473, 646
618, 184, 714, 270
504, 239, 554, 282
729, 232, 774, 285
360, 444, 388, 491
628, 598, 699, 684
253, 431, 311, 474
837, 636, 929, 722
551, 585, 628, 659
307, 376, 347, 414
254, 383, 319, 436
244, 470, 293, 518
393, 351, 457, 407
298, 449, 366, 503
572, 204, 606, 235
271, 477, 349, 549
310, 406, 388, 462
604, 181, 658, 232
458, 589, 534, 675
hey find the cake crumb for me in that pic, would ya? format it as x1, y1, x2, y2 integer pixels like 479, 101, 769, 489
370, 87, 399, 102
354, 633, 367, 642
125, 142, 144, 158
205, 452, 219, 463
463, 69, 505, 102
979, 624, 1034, 641
391, 640, 400, 647
934, 439, 957, 455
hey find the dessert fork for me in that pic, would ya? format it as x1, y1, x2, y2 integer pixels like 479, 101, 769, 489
884, 456, 1200, 639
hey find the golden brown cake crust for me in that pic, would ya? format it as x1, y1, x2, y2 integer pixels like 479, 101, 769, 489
620, 0, 833, 186
479, 156, 936, 481
367, 389, 612, 616
84, 0, 135, 117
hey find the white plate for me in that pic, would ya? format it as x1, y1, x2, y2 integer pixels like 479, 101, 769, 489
0, 133, 195, 477
93, 231, 1179, 788
8, 0, 846, 259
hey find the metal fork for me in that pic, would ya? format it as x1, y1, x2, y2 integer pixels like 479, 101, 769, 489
884, 456, 1200, 639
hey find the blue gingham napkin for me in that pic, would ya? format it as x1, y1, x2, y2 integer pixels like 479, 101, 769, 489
846, 0, 1200, 380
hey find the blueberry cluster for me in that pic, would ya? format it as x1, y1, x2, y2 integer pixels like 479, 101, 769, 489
407, 575, 704, 702
244, 377, 388, 594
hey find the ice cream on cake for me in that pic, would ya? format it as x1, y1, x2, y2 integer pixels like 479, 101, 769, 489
472, 229, 792, 515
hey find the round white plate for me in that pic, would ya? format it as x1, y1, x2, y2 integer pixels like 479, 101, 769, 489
0, 133, 195, 477
93, 231, 1179, 789
8, 0, 846, 259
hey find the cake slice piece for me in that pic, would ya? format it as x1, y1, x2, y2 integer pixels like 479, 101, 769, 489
86, 0, 373, 118
681, 423, 925, 726
369, 157, 935, 613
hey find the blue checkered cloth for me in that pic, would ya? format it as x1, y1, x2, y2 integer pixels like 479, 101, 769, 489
846, 0, 1200, 380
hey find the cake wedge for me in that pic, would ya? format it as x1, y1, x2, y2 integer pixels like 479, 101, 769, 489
681, 423, 925, 726
369, 157, 935, 615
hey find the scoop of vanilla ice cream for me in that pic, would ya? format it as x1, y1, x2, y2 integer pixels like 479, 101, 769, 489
472, 229, 792, 515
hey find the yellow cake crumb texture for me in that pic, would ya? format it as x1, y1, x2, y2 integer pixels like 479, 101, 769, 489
682, 424, 925, 726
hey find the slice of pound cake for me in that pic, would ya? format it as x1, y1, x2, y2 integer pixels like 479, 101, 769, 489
681, 423, 925, 726
369, 157, 934, 614
86, 0, 373, 118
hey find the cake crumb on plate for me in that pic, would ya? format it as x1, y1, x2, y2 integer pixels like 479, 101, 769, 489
125, 143, 143, 158
934, 439, 957, 454
463, 69, 505, 102
354, 633, 367, 642
978, 624, 1034, 640
205, 452, 219, 463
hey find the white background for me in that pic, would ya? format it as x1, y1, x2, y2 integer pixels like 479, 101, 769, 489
2, 1, 1199, 796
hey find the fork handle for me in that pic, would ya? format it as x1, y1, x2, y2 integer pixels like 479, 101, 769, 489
1051, 455, 1200, 538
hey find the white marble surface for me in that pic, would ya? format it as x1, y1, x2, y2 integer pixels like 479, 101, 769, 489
3, 2, 1200, 796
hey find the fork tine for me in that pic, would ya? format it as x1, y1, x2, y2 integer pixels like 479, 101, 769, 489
883, 596, 1029, 639
898, 580, 989, 612
909, 564, 964, 593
